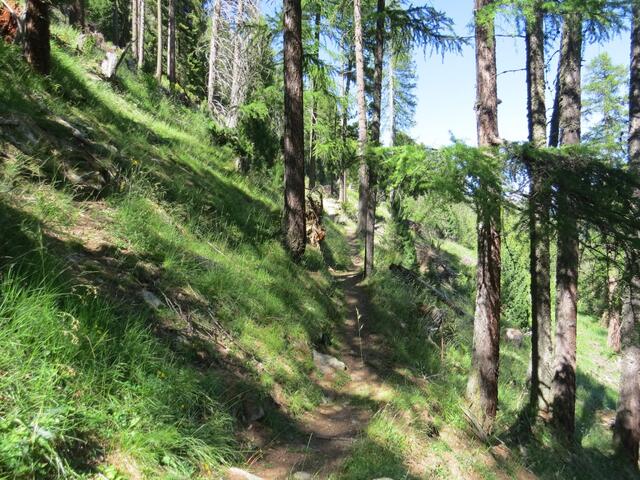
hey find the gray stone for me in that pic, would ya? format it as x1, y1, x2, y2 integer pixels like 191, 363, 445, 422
141, 289, 163, 309
292, 473, 313, 480
227, 467, 264, 480
313, 349, 347, 375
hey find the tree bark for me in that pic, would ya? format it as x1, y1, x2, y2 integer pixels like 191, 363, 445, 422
354, 0, 368, 238
614, 2, 640, 466
340, 55, 352, 205
131, 0, 138, 61
229, 0, 245, 127
551, 11, 582, 439
155, 0, 162, 78
69, 0, 85, 31
282, 0, 305, 260
24, 0, 50, 74
308, 8, 320, 189
525, 1, 553, 416
137, 0, 145, 69
466, 0, 501, 435
389, 48, 396, 146
167, 0, 175, 90
207, 0, 221, 110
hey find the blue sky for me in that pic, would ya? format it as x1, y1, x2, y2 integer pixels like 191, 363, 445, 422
412, 1, 630, 147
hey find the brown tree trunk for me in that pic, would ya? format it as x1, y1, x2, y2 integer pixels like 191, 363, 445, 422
614, 3, 640, 465
551, 11, 582, 439
207, 0, 221, 110
466, 0, 501, 435
282, 0, 305, 260
167, 0, 175, 90
155, 0, 162, 78
24, 0, 50, 74
525, 1, 553, 416
69, 0, 85, 31
354, 0, 368, 240
362, 0, 384, 277
308, 8, 320, 189
137, 0, 145, 69
340, 55, 352, 206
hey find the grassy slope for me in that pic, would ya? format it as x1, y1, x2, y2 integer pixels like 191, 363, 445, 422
0, 27, 351, 478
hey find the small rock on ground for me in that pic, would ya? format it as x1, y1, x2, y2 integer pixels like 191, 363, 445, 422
292, 472, 313, 480
227, 467, 264, 480
312, 349, 347, 375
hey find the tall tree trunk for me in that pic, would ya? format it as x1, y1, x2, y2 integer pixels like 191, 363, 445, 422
155, 0, 162, 78
354, 0, 368, 240
551, 11, 582, 439
308, 8, 320, 189
24, 0, 50, 74
614, 2, 640, 466
131, 0, 138, 61
389, 48, 396, 146
137, 0, 145, 69
167, 0, 175, 90
548, 59, 561, 147
340, 55, 352, 205
466, 0, 501, 435
207, 0, 221, 110
606, 271, 621, 352
283, 0, 305, 260
229, 0, 245, 127
361, 0, 384, 277
69, 0, 85, 31
526, 0, 553, 416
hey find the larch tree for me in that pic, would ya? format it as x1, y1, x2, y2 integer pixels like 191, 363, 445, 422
167, 0, 176, 89
551, 9, 582, 439
308, 5, 321, 189
613, 0, 640, 466
466, 0, 501, 435
24, 0, 50, 74
207, 0, 222, 111
353, 0, 371, 275
156, 0, 162, 78
525, 0, 553, 416
283, 0, 305, 260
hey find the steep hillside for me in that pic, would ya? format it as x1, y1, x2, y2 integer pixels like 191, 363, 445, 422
0, 27, 351, 478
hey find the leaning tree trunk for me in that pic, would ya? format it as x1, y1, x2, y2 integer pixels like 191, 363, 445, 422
207, 0, 221, 110
137, 0, 145, 69
167, 0, 175, 90
155, 0, 162, 78
551, 11, 582, 439
525, 0, 553, 416
466, 0, 501, 435
282, 0, 305, 260
613, 2, 640, 466
24, 0, 50, 74
354, 0, 368, 242
308, 8, 321, 189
